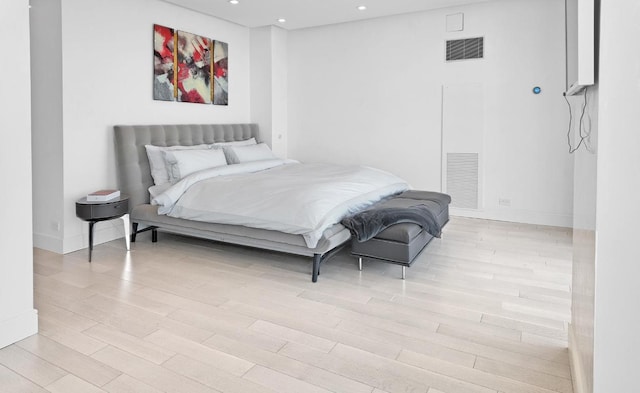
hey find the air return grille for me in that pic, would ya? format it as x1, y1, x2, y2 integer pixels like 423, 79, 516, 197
446, 153, 479, 209
446, 37, 484, 61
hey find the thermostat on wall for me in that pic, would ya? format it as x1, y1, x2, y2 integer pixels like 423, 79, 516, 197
446, 13, 464, 32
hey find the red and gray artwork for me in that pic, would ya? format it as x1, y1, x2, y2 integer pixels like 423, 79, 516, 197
176, 30, 212, 104
213, 40, 228, 105
153, 24, 176, 101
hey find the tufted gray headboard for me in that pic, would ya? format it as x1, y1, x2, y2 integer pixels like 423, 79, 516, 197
114, 124, 259, 210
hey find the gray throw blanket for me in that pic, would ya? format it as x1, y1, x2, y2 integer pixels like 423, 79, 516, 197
341, 204, 442, 243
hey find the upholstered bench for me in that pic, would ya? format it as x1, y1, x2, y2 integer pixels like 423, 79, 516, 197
349, 191, 451, 279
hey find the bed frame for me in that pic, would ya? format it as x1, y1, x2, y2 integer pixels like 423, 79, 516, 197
113, 124, 351, 282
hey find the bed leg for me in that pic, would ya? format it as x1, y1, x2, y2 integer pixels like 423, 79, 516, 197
131, 223, 138, 242
358, 257, 363, 271
402, 266, 406, 280
312, 254, 321, 283
152, 229, 158, 243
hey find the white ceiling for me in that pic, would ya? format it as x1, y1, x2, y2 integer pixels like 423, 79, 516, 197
160, 0, 497, 30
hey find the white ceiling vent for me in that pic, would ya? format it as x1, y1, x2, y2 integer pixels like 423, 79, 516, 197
446, 37, 484, 61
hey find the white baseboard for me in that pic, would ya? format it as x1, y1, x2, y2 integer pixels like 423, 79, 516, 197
33, 232, 63, 254
35, 221, 127, 255
0, 309, 38, 349
450, 207, 573, 228
569, 323, 591, 393
64, 220, 127, 254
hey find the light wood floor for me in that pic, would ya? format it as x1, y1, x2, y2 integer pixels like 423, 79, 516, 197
1, 217, 573, 393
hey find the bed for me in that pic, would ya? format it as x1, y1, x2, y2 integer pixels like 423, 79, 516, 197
113, 124, 406, 282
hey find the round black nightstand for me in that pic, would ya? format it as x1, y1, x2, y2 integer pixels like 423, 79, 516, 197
75, 195, 130, 262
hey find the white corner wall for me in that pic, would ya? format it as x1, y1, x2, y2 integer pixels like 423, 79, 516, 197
0, 0, 38, 348
31, 0, 252, 253
570, 84, 597, 393
250, 27, 274, 147
593, 1, 640, 391
287, 0, 572, 227
31, 0, 64, 254
250, 26, 288, 158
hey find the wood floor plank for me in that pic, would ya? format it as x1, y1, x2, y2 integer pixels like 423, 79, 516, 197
204, 334, 375, 393
397, 349, 561, 393
16, 335, 120, 387
45, 374, 107, 393
33, 301, 98, 332
249, 320, 337, 353
144, 329, 254, 376
336, 319, 476, 367
57, 294, 165, 338
38, 317, 108, 356
97, 287, 178, 317
102, 374, 164, 393
243, 365, 334, 393
280, 341, 497, 393
133, 286, 229, 312
0, 364, 50, 393
90, 346, 217, 393
220, 300, 402, 358
474, 357, 573, 393
300, 290, 441, 332
234, 288, 342, 325
167, 306, 255, 334
480, 314, 568, 343
0, 344, 67, 387
436, 324, 567, 364
163, 354, 279, 393
83, 324, 176, 365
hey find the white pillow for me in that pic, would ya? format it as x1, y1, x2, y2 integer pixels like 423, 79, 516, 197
163, 148, 227, 182
223, 143, 276, 164
145, 144, 209, 186
148, 183, 171, 199
211, 137, 257, 147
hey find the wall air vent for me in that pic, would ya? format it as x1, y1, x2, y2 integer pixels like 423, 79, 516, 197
446, 37, 484, 61
446, 153, 479, 209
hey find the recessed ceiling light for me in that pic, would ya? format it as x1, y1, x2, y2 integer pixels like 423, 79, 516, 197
277, 18, 286, 23
228, 0, 239, 4
357, 5, 367, 11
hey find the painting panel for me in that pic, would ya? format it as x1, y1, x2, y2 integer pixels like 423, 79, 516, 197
213, 40, 229, 105
153, 24, 176, 101
176, 30, 212, 104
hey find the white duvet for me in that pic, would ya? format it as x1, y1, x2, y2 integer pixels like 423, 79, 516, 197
152, 159, 409, 247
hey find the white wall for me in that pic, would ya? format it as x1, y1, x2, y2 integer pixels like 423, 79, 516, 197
287, 0, 572, 227
593, 1, 640, 391
271, 26, 289, 158
570, 85, 597, 393
250, 26, 288, 158
250, 27, 273, 147
31, 0, 252, 253
0, 0, 38, 348
31, 0, 64, 253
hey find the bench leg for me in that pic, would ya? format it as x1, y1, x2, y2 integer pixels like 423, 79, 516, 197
358, 257, 363, 271
402, 266, 406, 280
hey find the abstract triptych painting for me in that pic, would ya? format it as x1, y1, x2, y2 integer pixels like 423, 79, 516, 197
176, 30, 211, 104
153, 24, 176, 101
153, 24, 228, 105
212, 41, 229, 105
